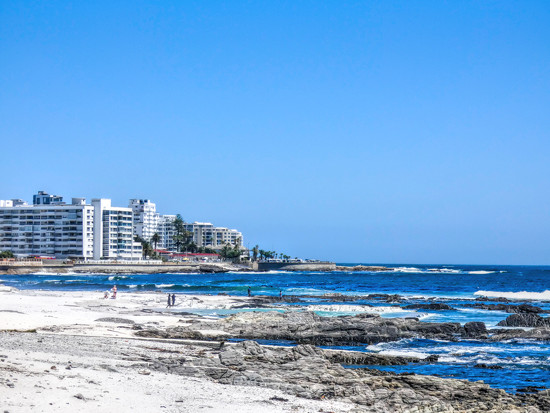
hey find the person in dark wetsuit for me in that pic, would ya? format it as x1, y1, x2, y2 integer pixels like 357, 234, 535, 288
171, 294, 176, 307
167, 293, 171, 307
247, 287, 251, 297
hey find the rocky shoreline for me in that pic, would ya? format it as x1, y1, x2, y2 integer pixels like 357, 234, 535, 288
0, 262, 394, 275
2, 288, 550, 412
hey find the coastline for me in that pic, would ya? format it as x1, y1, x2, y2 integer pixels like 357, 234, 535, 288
0, 261, 392, 275
1, 286, 549, 412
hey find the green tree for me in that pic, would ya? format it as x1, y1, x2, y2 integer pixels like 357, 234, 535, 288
187, 242, 198, 253
220, 243, 241, 260
134, 235, 153, 258
252, 245, 259, 261
172, 214, 193, 252
0, 250, 14, 259
151, 233, 161, 251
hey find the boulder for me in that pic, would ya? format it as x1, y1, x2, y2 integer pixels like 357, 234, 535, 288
497, 314, 550, 327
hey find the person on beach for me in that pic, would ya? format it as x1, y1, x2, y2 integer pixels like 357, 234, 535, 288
247, 287, 251, 297
279, 290, 282, 300
111, 285, 117, 299
171, 294, 176, 306
103, 290, 109, 299
167, 293, 171, 307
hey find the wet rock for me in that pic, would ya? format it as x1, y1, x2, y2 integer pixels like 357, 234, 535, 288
497, 314, 550, 327
466, 303, 546, 314
462, 321, 488, 339
144, 340, 548, 412
403, 303, 454, 310
474, 364, 503, 370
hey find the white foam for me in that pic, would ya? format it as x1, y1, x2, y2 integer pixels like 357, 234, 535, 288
376, 349, 431, 359
156, 284, 175, 288
306, 304, 401, 314
108, 275, 130, 280
468, 271, 495, 275
393, 267, 423, 273
475, 290, 550, 301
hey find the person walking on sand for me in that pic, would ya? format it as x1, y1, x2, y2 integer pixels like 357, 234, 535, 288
247, 286, 252, 297
111, 285, 117, 299
167, 293, 171, 307
171, 294, 176, 307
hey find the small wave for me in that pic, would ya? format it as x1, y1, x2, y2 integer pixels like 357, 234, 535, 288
428, 268, 461, 274
393, 267, 423, 273
375, 349, 431, 359
157, 284, 175, 288
306, 304, 401, 314
475, 290, 550, 301
108, 275, 130, 281
469, 271, 496, 275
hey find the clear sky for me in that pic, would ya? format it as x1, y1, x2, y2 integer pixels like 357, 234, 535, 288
1, 1, 549, 264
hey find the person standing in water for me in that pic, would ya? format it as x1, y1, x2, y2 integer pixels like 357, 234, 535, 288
167, 293, 171, 307
111, 285, 117, 299
171, 294, 176, 307
247, 286, 251, 297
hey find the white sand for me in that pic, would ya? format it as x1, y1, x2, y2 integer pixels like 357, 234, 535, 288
0, 287, 355, 413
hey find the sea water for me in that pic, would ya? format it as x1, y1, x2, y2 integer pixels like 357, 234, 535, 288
2, 263, 549, 393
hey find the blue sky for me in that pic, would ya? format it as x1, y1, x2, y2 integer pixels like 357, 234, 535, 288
1, 1, 549, 264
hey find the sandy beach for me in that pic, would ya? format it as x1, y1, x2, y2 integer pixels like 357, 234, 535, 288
0, 287, 355, 413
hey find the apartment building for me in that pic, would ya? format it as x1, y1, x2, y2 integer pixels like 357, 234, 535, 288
0, 193, 94, 259
0, 191, 243, 258
92, 199, 142, 260
185, 222, 243, 250
0, 192, 142, 260
129, 199, 161, 242
157, 214, 177, 251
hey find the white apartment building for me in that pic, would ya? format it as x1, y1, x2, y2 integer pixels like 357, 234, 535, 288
0, 192, 243, 258
0, 193, 94, 259
92, 199, 142, 260
157, 214, 177, 251
185, 222, 243, 250
154, 218, 243, 252
129, 199, 161, 242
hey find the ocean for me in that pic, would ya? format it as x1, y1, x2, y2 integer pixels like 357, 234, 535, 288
2, 263, 549, 393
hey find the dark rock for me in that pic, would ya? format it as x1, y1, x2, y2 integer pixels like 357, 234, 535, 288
465, 303, 546, 314
462, 322, 488, 339
403, 303, 454, 310
474, 364, 503, 370
497, 314, 550, 327
425, 355, 439, 362
517, 386, 546, 393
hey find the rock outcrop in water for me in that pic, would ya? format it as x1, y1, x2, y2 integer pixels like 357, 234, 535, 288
145, 339, 550, 412
403, 303, 454, 310
466, 303, 547, 313
136, 311, 493, 345
497, 313, 550, 327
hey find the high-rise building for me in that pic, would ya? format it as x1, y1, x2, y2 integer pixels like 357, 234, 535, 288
92, 199, 142, 260
0, 192, 243, 258
0, 193, 94, 259
129, 199, 161, 242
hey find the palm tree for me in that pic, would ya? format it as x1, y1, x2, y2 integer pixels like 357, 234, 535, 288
252, 245, 259, 261
151, 233, 161, 251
